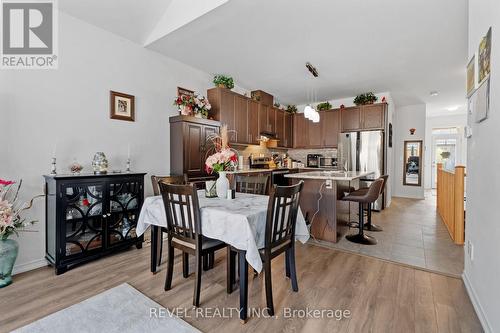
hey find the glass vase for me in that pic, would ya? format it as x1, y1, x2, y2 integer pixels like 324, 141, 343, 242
0, 239, 19, 288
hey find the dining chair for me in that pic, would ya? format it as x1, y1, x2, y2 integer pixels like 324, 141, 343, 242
228, 181, 304, 316
159, 182, 226, 307
235, 174, 269, 195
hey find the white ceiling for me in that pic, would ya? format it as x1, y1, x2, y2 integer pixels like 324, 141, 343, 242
59, 0, 173, 44
61, 0, 469, 116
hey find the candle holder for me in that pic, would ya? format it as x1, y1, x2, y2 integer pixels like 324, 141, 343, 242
50, 157, 57, 175
126, 158, 131, 173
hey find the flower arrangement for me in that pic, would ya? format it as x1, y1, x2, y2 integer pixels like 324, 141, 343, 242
204, 124, 238, 174
174, 93, 211, 118
353, 92, 378, 106
0, 180, 40, 240
213, 74, 234, 89
316, 101, 332, 111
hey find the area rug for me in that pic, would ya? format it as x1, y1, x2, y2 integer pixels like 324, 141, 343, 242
12, 283, 201, 333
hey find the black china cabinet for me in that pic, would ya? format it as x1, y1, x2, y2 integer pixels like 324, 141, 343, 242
44, 173, 146, 274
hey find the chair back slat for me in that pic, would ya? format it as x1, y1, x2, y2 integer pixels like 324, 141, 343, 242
159, 183, 201, 243
265, 181, 304, 249
151, 175, 186, 196
235, 174, 269, 195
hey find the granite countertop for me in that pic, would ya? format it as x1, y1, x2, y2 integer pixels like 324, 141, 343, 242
285, 170, 374, 181
226, 167, 339, 175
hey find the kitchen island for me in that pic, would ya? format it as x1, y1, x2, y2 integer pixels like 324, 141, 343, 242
285, 170, 374, 243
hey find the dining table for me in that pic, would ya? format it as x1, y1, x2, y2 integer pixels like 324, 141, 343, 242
136, 190, 310, 321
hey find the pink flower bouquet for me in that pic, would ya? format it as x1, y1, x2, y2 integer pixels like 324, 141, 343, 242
205, 149, 237, 174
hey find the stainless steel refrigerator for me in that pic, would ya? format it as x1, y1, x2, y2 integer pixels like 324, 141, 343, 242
339, 130, 385, 210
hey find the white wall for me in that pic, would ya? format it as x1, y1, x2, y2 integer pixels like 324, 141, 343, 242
424, 114, 467, 189
392, 104, 426, 199
464, 0, 500, 331
0, 12, 217, 274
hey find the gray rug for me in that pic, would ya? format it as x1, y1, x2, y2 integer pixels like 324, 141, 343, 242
13, 283, 201, 333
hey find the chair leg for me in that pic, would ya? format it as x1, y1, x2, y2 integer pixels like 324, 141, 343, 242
285, 251, 291, 278
193, 252, 202, 307
238, 251, 248, 322
164, 242, 174, 291
158, 235, 163, 266
288, 247, 299, 292
209, 251, 215, 269
203, 253, 209, 271
264, 259, 274, 316
183, 252, 189, 278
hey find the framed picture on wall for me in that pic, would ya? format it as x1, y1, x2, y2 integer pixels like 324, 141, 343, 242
110, 91, 135, 122
466, 55, 476, 97
478, 27, 492, 85
177, 87, 194, 98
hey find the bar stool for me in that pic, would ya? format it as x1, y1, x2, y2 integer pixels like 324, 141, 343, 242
342, 178, 385, 245
349, 175, 389, 232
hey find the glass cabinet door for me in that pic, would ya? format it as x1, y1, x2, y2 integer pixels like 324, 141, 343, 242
62, 183, 105, 256
107, 180, 142, 247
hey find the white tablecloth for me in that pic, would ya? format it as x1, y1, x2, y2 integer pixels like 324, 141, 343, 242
137, 191, 310, 272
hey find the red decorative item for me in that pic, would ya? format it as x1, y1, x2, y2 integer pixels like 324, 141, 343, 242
382, 96, 386, 103
409, 128, 416, 135
340, 104, 345, 109
82, 198, 90, 206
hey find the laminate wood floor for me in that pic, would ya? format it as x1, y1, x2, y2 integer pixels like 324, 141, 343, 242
0, 242, 482, 333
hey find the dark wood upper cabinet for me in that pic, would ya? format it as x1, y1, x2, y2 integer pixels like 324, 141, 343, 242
340, 106, 361, 132
361, 104, 385, 129
321, 109, 340, 147
275, 109, 285, 145
259, 104, 269, 134
284, 112, 293, 148
308, 120, 322, 148
248, 99, 260, 144
293, 114, 309, 148
234, 94, 248, 144
268, 107, 277, 133
207, 88, 236, 141
170, 116, 220, 178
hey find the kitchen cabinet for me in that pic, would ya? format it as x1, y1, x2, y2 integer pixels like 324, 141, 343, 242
341, 103, 386, 132
170, 116, 220, 179
284, 112, 293, 148
308, 119, 322, 147
259, 104, 270, 133
248, 99, 260, 144
207, 88, 236, 142
340, 106, 361, 132
361, 103, 385, 129
268, 107, 277, 133
293, 113, 309, 148
275, 109, 285, 146
321, 109, 340, 147
234, 94, 248, 144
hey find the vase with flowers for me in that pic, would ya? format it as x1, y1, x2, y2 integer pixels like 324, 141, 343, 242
0, 179, 41, 288
204, 125, 238, 198
173, 93, 212, 118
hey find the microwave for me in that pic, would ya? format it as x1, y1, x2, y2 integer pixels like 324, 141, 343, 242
320, 157, 338, 169
307, 154, 323, 168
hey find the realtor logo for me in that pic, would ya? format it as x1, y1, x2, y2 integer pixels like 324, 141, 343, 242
1, 0, 58, 69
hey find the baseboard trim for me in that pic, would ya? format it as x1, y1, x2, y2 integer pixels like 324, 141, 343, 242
462, 271, 493, 333
13, 258, 49, 275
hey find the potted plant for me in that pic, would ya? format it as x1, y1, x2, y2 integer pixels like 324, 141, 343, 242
173, 93, 211, 118
353, 92, 378, 106
0, 179, 41, 288
213, 75, 234, 89
316, 101, 332, 111
286, 105, 298, 114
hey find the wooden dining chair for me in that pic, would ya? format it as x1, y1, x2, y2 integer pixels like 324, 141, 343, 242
235, 174, 269, 195
159, 182, 226, 307
228, 181, 304, 316
150, 175, 187, 271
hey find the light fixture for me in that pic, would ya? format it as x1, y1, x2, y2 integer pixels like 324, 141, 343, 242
446, 105, 460, 111
304, 104, 314, 119
430, 91, 439, 97
311, 110, 320, 123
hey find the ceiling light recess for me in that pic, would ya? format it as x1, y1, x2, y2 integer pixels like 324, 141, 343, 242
306, 62, 319, 77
